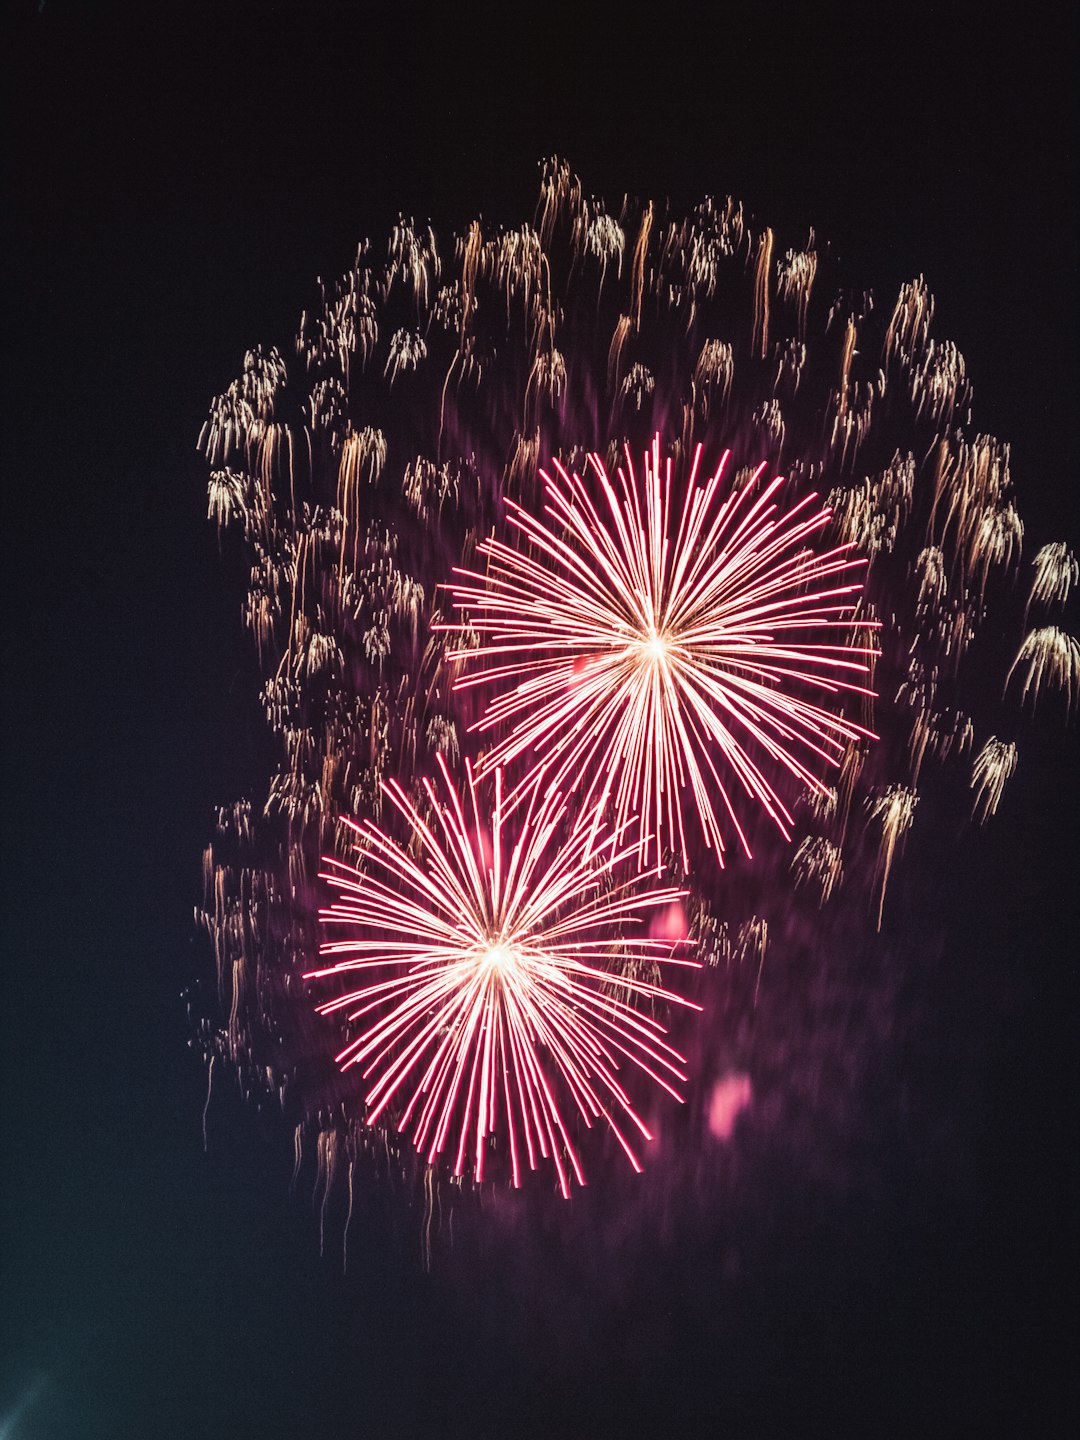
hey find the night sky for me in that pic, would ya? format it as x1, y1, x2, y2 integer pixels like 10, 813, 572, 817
4, 3, 1077, 1437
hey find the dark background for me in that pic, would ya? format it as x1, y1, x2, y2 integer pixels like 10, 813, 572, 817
3, 3, 1077, 1436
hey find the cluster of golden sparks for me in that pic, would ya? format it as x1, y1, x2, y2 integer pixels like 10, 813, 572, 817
195, 159, 1076, 1219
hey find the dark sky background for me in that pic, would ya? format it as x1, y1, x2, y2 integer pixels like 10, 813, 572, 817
3, 3, 1077, 1436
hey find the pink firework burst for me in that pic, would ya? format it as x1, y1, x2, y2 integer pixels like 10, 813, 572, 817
448, 437, 878, 868
309, 756, 700, 1197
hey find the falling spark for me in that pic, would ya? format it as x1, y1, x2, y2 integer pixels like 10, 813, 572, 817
970, 737, 1018, 823
1006, 627, 1080, 713
1026, 542, 1078, 617
449, 437, 877, 869
791, 835, 843, 905
309, 756, 700, 1196
867, 786, 918, 930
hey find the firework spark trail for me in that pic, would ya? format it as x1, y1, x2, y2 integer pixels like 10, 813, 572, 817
448, 437, 879, 870
308, 756, 701, 1196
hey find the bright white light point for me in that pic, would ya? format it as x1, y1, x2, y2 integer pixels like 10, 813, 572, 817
481, 943, 516, 972
642, 628, 668, 662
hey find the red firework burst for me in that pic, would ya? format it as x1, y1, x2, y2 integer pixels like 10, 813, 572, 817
309, 756, 700, 1196
448, 437, 877, 868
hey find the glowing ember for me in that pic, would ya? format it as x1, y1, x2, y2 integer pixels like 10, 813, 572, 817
449, 437, 878, 868
707, 1073, 753, 1141
309, 756, 701, 1196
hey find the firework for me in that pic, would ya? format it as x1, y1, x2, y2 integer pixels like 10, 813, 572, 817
449, 436, 878, 869
193, 158, 1075, 1232
309, 756, 699, 1196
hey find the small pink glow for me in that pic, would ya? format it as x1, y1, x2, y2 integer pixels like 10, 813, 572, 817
707, 1072, 752, 1140
569, 653, 604, 687
648, 900, 689, 942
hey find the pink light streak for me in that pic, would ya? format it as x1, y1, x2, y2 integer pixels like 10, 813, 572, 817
448, 437, 878, 868
309, 755, 700, 1196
